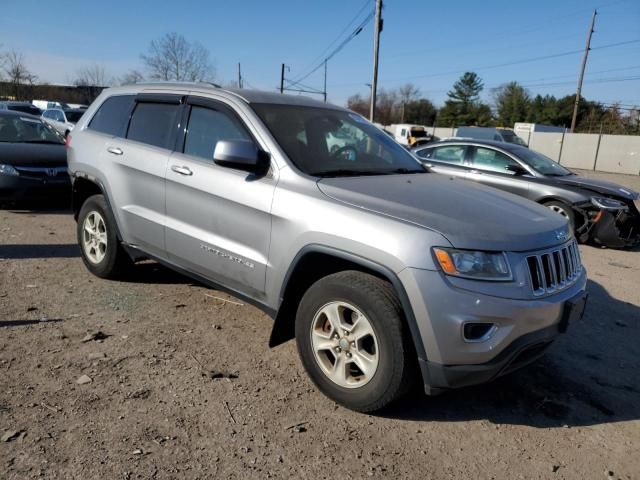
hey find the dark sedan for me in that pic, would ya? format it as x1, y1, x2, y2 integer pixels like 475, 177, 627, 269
0, 110, 70, 204
412, 139, 640, 248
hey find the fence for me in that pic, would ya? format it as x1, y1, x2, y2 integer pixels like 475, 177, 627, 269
426, 126, 640, 176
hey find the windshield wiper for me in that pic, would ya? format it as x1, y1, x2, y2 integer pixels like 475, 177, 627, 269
311, 169, 389, 178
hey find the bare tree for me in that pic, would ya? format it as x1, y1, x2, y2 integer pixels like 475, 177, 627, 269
73, 64, 111, 87
2, 50, 37, 99
398, 83, 420, 105
141, 32, 214, 82
119, 69, 145, 85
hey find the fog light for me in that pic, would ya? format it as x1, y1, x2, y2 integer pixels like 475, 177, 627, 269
463, 323, 496, 342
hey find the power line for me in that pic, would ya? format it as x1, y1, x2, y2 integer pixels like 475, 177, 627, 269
381, 38, 640, 84
289, 0, 373, 83
286, 10, 374, 88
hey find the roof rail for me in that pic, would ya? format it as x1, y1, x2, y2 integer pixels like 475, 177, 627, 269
122, 80, 222, 88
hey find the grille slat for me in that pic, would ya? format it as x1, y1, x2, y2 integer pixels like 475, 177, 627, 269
526, 240, 582, 296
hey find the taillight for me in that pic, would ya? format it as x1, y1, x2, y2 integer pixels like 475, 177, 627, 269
65, 134, 72, 147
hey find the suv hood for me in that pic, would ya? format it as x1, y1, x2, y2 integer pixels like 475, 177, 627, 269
552, 174, 639, 200
317, 174, 569, 252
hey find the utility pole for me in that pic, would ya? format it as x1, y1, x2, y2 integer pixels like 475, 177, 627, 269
237, 63, 242, 89
369, 0, 383, 121
323, 59, 327, 103
570, 9, 597, 132
280, 63, 285, 94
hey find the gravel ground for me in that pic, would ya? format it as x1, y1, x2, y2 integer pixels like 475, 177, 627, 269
1, 172, 639, 480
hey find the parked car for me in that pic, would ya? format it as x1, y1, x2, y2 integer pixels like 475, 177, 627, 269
41, 108, 85, 137
0, 110, 69, 203
0, 101, 42, 116
32, 100, 70, 111
455, 126, 528, 146
67, 83, 587, 412
412, 139, 640, 247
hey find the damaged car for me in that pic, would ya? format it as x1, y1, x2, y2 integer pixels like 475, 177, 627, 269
413, 139, 640, 248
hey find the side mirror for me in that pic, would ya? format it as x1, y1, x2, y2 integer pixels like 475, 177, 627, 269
213, 140, 270, 174
505, 164, 528, 175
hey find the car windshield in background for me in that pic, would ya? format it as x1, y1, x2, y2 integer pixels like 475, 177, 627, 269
64, 111, 85, 123
411, 129, 428, 138
9, 105, 41, 116
515, 147, 572, 176
0, 116, 64, 144
252, 104, 424, 177
499, 131, 527, 146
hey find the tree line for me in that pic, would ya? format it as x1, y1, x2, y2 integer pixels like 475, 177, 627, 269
347, 72, 639, 135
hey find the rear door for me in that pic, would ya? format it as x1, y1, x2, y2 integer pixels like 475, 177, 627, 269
164, 96, 276, 297
466, 145, 530, 197
414, 144, 470, 180
103, 94, 183, 258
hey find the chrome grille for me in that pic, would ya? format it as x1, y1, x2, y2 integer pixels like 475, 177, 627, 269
526, 240, 582, 296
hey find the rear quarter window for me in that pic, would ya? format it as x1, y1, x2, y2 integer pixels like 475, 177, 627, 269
88, 95, 135, 137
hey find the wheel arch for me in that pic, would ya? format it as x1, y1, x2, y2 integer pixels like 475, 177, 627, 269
270, 245, 428, 364
71, 174, 124, 242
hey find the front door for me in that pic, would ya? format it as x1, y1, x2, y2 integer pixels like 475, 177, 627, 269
164, 96, 276, 298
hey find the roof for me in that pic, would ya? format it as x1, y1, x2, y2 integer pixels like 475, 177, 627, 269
111, 81, 344, 110
416, 138, 528, 153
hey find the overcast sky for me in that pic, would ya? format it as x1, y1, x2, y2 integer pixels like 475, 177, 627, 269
2, 0, 639, 107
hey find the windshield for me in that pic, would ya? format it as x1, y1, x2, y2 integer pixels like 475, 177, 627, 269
515, 147, 572, 176
252, 104, 425, 177
410, 128, 428, 138
64, 111, 84, 123
498, 130, 528, 146
0, 115, 64, 144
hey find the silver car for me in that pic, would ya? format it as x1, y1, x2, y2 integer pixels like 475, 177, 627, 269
66, 83, 588, 412
41, 108, 85, 137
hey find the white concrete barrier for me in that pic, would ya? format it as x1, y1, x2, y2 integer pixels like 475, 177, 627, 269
595, 135, 640, 175
559, 133, 599, 170
529, 132, 564, 161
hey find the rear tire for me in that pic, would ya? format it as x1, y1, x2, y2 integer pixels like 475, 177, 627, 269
77, 194, 132, 279
295, 271, 415, 412
543, 200, 575, 231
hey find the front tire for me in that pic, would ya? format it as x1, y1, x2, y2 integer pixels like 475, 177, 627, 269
77, 194, 132, 279
295, 271, 415, 412
543, 200, 575, 231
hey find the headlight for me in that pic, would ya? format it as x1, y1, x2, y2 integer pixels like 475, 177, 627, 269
0, 164, 19, 176
591, 196, 627, 210
433, 247, 512, 281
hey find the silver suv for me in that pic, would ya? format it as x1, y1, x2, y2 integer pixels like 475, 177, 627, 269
67, 83, 588, 412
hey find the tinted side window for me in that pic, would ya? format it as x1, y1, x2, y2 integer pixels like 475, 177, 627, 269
88, 95, 134, 137
431, 145, 467, 164
127, 102, 180, 149
472, 147, 518, 173
183, 105, 251, 161
415, 148, 433, 159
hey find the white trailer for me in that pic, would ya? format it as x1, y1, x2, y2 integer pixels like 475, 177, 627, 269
514, 123, 565, 146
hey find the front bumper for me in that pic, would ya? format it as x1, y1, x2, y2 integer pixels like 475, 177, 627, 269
399, 267, 587, 393
0, 174, 71, 201
590, 208, 640, 248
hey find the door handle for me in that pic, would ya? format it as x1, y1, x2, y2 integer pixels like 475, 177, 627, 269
469, 169, 482, 174
424, 163, 434, 168
107, 147, 123, 156
171, 165, 193, 176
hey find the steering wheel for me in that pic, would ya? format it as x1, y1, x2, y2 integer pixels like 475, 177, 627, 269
331, 145, 358, 162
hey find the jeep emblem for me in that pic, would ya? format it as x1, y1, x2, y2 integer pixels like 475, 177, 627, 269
556, 230, 569, 242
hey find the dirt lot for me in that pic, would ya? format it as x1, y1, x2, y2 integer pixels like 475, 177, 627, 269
1, 172, 639, 480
